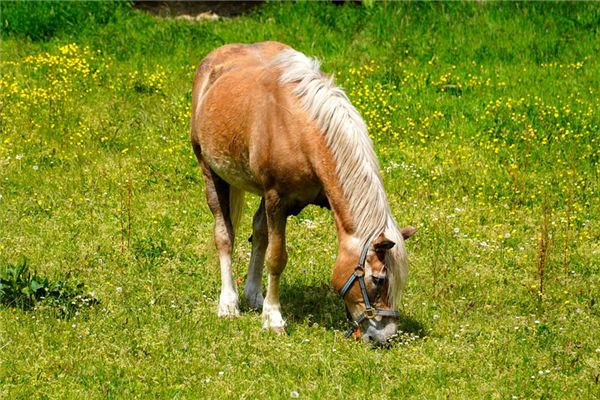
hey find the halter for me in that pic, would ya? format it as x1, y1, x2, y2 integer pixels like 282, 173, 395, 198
338, 236, 401, 338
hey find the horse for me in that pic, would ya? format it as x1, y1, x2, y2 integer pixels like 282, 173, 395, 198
190, 41, 416, 343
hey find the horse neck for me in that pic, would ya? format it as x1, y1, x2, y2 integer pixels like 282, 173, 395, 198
311, 134, 390, 247
310, 134, 390, 276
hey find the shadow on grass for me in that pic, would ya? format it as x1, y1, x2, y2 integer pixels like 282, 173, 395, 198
241, 280, 426, 337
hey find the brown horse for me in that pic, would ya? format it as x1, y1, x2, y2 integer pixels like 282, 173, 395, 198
190, 42, 416, 343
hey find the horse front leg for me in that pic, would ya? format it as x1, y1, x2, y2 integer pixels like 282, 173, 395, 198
262, 190, 288, 333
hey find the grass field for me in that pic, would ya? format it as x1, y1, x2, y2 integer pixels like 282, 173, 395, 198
1, 1, 599, 398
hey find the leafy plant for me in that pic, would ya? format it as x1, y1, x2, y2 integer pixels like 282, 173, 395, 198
0, 259, 97, 316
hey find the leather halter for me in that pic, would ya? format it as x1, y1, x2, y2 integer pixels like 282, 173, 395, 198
339, 236, 401, 338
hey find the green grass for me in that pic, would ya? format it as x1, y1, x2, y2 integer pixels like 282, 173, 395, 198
1, 1, 599, 398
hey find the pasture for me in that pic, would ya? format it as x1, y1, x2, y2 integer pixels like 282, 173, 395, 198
1, 2, 599, 398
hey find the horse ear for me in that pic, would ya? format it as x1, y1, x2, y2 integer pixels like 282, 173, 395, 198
374, 239, 395, 251
401, 226, 418, 240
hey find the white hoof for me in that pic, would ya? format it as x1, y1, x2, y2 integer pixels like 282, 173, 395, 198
262, 304, 286, 332
217, 303, 240, 317
217, 292, 239, 317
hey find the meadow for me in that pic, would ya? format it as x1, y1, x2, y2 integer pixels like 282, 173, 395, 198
1, 2, 599, 398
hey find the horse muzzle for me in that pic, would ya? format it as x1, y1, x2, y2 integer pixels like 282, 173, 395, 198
360, 316, 398, 344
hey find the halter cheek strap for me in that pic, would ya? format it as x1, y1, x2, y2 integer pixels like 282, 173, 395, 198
339, 236, 401, 338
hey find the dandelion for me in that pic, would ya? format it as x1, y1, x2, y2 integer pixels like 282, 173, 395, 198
290, 391, 299, 398
116, 287, 122, 293
33, 165, 39, 170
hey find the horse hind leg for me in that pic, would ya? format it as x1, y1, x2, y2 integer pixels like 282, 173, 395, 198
244, 198, 267, 309
200, 160, 245, 317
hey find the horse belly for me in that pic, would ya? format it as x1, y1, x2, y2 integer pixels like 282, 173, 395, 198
203, 149, 263, 195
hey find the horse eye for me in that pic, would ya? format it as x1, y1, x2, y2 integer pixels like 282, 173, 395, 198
371, 275, 386, 286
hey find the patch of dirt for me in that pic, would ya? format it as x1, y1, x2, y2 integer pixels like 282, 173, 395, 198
134, 1, 263, 20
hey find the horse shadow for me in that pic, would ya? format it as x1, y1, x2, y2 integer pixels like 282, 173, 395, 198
240, 281, 426, 337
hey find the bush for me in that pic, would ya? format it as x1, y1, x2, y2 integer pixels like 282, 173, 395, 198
0, 1, 132, 41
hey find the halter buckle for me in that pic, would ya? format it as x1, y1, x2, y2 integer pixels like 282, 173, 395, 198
365, 307, 376, 319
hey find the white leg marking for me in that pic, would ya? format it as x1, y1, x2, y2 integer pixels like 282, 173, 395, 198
261, 274, 286, 331
217, 253, 240, 317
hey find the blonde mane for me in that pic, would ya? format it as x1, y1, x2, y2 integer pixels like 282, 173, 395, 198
271, 49, 408, 306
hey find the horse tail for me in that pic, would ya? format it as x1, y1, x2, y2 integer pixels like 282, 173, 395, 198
229, 187, 245, 233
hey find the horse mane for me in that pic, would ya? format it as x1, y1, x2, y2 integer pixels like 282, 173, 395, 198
271, 49, 408, 307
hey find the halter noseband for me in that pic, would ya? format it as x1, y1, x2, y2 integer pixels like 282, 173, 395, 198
338, 236, 401, 338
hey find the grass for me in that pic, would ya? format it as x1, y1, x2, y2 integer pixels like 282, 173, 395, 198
1, 1, 599, 398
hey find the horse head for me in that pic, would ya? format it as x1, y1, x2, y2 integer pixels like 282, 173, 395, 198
334, 226, 417, 344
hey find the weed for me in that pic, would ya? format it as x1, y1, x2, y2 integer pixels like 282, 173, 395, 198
536, 208, 552, 300
0, 260, 97, 316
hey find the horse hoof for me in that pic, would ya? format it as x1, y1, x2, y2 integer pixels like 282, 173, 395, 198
262, 315, 287, 332
270, 326, 287, 335
217, 304, 240, 317
245, 292, 264, 310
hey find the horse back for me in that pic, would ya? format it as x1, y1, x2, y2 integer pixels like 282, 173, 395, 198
191, 41, 290, 107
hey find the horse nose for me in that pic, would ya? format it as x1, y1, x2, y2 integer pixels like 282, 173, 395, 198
363, 332, 385, 344
361, 317, 397, 344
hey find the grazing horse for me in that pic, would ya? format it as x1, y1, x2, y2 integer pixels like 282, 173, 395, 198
190, 42, 416, 343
